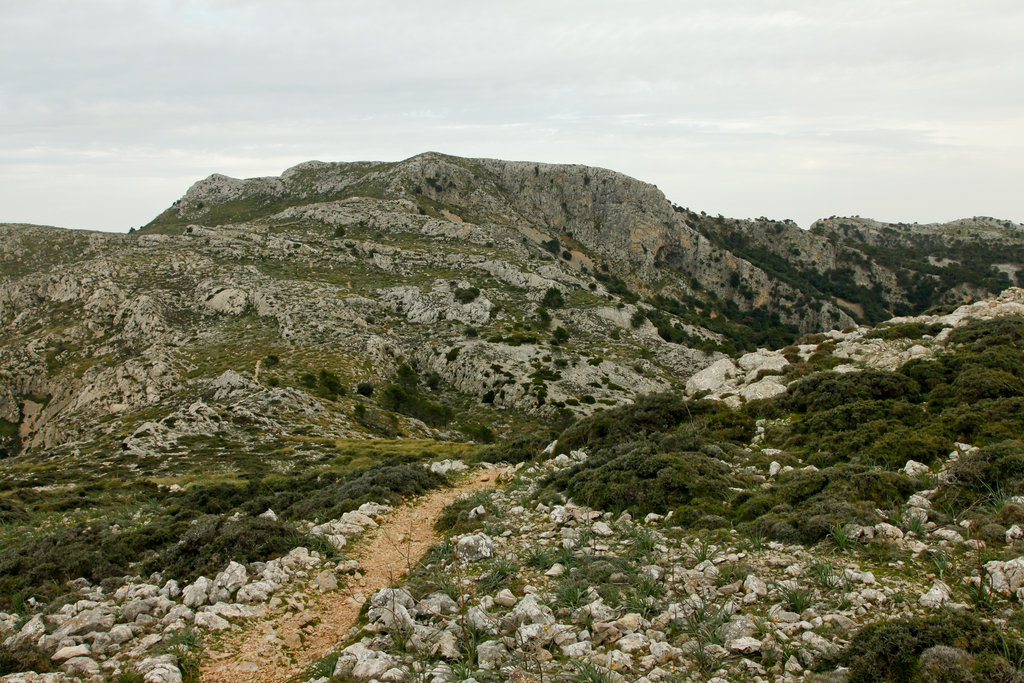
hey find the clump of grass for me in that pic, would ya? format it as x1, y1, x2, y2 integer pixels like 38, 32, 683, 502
567, 662, 619, 683
478, 554, 519, 592
552, 576, 589, 613
808, 560, 845, 591
626, 525, 659, 562
778, 584, 815, 613
829, 523, 856, 552
682, 600, 733, 646
524, 546, 555, 570
929, 549, 953, 581
687, 536, 722, 564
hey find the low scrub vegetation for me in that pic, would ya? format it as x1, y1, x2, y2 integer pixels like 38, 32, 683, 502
0, 459, 446, 609
536, 315, 1024, 545
823, 611, 1024, 682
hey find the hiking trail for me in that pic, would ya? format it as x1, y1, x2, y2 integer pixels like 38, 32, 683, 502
199, 467, 503, 683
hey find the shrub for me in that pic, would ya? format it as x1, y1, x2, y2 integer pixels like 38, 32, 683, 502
356, 382, 374, 397
378, 384, 453, 426
946, 315, 1024, 351
555, 393, 694, 454
454, 286, 480, 304
931, 440, 1024, 519
461, 423, 496, 443
949, 367, 1024, 403
783, 369, 920, 413
864, 322, 946, 340
300, 369, 345, 399
540, 443, 738, 517
825, 611, 1024, 682
541, 287, 565, 308
144, 516, 302, 583
395, 363, 418, 390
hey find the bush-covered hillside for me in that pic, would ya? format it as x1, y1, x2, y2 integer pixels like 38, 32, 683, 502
538, 315, 1024, 546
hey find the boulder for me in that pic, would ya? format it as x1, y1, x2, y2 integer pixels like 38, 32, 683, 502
903, 460, 930, 476
727, 636, 762, 655
919, 581, 951, 609
61, 656, 100, 678
454, 533, 494, 562
476, 640, 508, 670
138, 654, 184, 683
509, 595, 556, 626
51, 644, 89, 661
182, 577, 213, 608
194, 612, 230, 631
686, 358, 738, 394
316, 570, 338, 592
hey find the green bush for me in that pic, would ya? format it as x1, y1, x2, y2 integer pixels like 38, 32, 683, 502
732, 463, 918, 543
378, 384, 454, 426
946, 315, 1024, 351
864, 322, 946, 340
555, 393, 694, 454
949, 367, 1024, 403
454, 286, 480, 304
541, 287, 565, 308
540, 442, 738, 517
300, 369, 346, 400
461, 423, 496, 443
825, 611, 1024, 682
783, 369, 920, 413
143, 516, 303, 583
931, 440, 1024, 520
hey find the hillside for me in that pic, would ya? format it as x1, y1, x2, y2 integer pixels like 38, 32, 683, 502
1, 153, 1024, 681
3, 285, 1024, 681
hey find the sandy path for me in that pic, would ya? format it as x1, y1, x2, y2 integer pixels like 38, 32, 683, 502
199, 467, 502, 683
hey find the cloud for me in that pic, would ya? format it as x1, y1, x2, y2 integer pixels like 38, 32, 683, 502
1, 0, 1022, 231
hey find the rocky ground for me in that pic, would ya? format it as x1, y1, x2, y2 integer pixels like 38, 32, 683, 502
3, 290, 1024, 682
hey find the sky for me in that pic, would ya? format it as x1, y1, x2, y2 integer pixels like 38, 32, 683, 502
2, 0, 1023, 233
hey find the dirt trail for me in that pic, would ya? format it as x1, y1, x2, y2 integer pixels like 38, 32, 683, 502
200, 467, 503, 683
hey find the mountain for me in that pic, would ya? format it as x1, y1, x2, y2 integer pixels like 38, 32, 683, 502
2, 152, 1022, 469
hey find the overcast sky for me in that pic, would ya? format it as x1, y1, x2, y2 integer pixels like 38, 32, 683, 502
2, 1, 1022, 233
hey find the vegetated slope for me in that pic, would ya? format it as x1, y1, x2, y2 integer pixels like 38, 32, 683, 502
3, 266, 1024, 681
275, 288, 1024, 683
687, 209, 1024, 325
